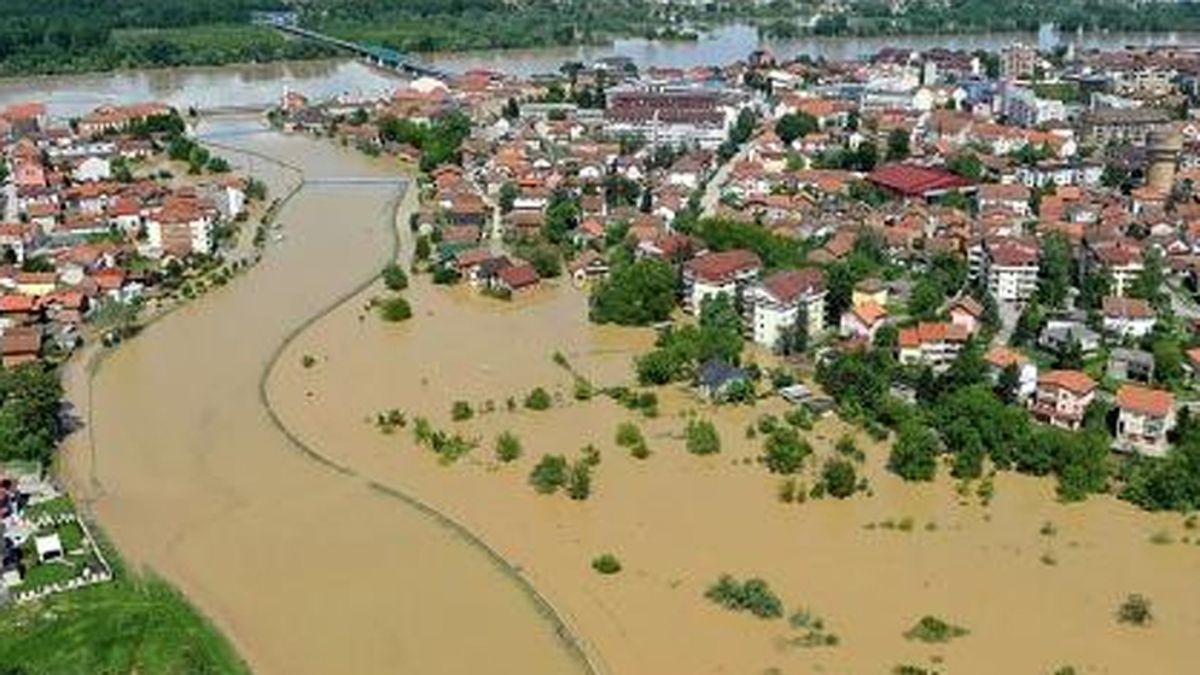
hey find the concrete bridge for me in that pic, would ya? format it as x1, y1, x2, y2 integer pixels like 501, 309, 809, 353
259, 20, 449, 79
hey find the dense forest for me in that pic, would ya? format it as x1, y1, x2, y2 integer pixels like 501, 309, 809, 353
792, 0, 1200, 37
1, 1, 1200, 76
0, 0, 334, 76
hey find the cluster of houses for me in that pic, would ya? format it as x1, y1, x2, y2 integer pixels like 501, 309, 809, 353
0, 100, 252, 367
274, 40, 1200, 456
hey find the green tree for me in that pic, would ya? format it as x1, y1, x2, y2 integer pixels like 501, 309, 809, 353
889, 422, 939, 481
774, 111, 818, 145
589, 259, 677, 325
377, 296, 412, 322
381, 262, 408, 291
1037, 232, 1072, 308
567, 459, 592, 500
495, 431, 522, 462
529, 454, 569, 494
886, 128, 911, 161
498, 182, 519, 213
821, 458, 857, 498
763, 426, 811, 474
1010, 301, 1044, 347
685, 418, 721, 455
946, 152, 983, 180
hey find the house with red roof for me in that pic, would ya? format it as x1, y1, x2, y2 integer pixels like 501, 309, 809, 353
840, 301, 889, 343
1085, 238, 1144, 297
1115, 384, 1175, 457
948, 295, 985, 335
145, 195, 215, 256
681, 249, 762, 314
867, 163, 974, 201
983, 237, 1039, 303
495, 262, 541, 295
1030, 370, 1097, 430
898, 321, 970, 371
985, 346, 1038, 399
1101, 296, 1157, 338
749, 268, 826, 351
0, 325, 40, 367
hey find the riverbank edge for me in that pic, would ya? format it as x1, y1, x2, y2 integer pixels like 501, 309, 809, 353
40, 129, 304, 673
253, 162, 607, 675
1, 25, 1198, 82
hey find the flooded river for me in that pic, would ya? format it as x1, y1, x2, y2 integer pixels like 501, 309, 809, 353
61, 119, 588, 675
2, 25, 1200, 118
265, 266, 1200, 674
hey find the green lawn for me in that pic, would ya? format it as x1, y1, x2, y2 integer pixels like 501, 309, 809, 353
21, 495, 75, 520
0, 577, 249, 675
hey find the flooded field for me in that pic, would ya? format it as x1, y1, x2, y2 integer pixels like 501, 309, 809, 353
268, 268, 1200, 674
61, 121, 588, 675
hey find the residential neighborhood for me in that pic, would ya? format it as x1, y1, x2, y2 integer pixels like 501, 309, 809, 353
271, 40, 1200, 461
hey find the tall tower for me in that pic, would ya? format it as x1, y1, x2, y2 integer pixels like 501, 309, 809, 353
1146, 128, 1183, 195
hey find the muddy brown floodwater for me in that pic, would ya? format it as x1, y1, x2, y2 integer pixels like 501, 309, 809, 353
61, 118, 589, 675
268, 246, 1200, 672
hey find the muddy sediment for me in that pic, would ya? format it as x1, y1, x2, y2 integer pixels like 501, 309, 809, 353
268, 263, 1200, 674
61, 121, 588, 675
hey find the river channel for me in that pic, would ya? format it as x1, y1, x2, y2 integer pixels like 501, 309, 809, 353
60, 117, 589, 675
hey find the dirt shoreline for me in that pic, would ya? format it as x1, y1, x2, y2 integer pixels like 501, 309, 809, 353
59, 123, 589, 675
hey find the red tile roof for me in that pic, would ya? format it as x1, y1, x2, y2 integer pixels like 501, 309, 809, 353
898, 321, 970, 348
1038, 370, 1097, 396
498, 263, 540, 289
1102, 296, 1155, 320
850, 301, 888, 326
685, 249, 762, 283
985, 346, 1028, 368
760, 268, 825, 304
868, 163, 972, 197
1116, 384, 1174, 418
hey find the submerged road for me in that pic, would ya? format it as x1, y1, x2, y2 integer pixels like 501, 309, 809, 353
61, 119, 589, 675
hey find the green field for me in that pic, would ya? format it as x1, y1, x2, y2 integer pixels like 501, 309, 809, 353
0, 575, 249, 675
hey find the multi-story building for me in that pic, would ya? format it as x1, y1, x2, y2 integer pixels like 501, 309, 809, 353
897, 321, 970, 371
604, 85, 739, 149
749, 268, 826, 351
144, 195, 215, 257
984, 237, 1040, 303
1080, 107, 1172, 147
1003, 85, 1067, 128
1030, 369, 1097, 430
1001, 43, 1039, 81
1115, 384, 1176, 457
1085, 238, 1144, 297
681, 249, 762, 315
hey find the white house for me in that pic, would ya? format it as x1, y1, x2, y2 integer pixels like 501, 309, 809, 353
1101, 296, 1157, 339
1030, 370, 1097, 430
1115, 384, 1176, 457
986, 346, 1038, 399
681, 249, 762, 314
71, 156, 111, 183
984, 237, 1040, 303
898, 321, 969, 372
749, 268, 826, 351
144, 197, 215, 256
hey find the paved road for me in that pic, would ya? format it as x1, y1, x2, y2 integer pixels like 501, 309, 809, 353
1167, 280, 1200, 321
699, 144, 749, 216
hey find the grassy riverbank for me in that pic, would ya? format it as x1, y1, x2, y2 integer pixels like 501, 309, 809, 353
0, 527, 248, 675
0, 578, 249, 674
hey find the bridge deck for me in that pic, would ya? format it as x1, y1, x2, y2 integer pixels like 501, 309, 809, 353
268, 23, 447, 79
